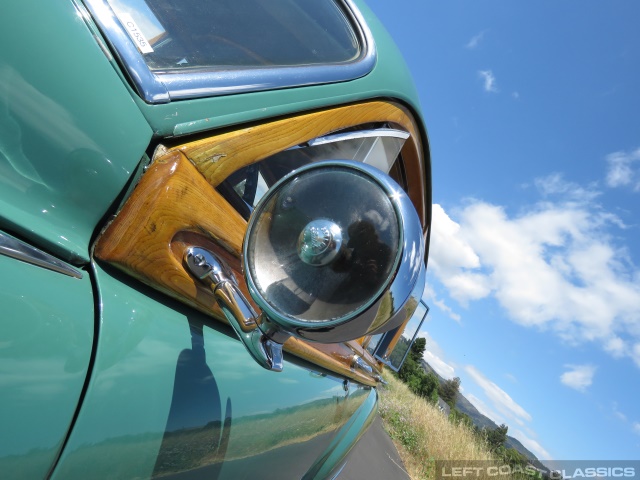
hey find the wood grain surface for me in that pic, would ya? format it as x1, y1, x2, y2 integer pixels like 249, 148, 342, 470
168, 100, 427, 228
95, 101, 428, 386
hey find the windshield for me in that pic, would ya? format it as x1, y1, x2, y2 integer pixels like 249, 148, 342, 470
107, 0, 360, 72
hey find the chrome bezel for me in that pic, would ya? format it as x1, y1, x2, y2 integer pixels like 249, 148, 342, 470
82, 0, 377, 104
243, 160, 424, 342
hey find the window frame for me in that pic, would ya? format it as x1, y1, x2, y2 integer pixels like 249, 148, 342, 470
82, 0, 377, 103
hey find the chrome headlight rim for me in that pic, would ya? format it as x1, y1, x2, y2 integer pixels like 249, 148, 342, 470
242, 159, 424, 338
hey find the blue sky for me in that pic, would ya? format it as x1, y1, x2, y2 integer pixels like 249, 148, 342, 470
366, 0, 640, 462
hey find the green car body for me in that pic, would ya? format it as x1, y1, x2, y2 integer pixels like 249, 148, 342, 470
0, 0, 430, 478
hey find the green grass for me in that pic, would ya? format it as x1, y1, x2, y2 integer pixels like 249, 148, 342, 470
378, 370, 506, 480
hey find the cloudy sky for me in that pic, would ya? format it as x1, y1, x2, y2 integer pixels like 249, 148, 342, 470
366, 0, 640, 461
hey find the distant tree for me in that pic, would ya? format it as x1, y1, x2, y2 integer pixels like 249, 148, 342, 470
410, 337, 426, 361
397, 344, 439, 404
439, 377, 461, 407
428, 376, 440, 404
398, 337, 427, 382
407, 374, 422, 395
395, 336, 439, 404
486, 424, 509, 452
398, 354, 417, 382
501, 447, 528, 468
417, 372, 439, 403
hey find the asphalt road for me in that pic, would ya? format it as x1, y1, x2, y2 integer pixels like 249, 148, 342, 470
339, 416, 411, 479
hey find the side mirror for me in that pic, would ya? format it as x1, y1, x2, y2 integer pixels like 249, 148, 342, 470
186, 160, 425, 371
367, 300, 429, 372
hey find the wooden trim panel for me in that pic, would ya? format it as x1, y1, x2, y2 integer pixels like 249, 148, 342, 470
168, 100, 427, 229
96, 101, 427, 386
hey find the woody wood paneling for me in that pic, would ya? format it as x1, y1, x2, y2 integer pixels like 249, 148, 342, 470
95, 151, 377, 386
168, 100, 427, 229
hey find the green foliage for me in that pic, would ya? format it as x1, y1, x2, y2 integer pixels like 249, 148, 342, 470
501, 447, 529, 468
448, 408, 474, 428
411, 337, 426, 360
389, 342, 543, 479
438, 377, 461, 408
397, 340, 439, 404
485, 424, 508, 452
386, 409, 420, 454
428, 384, 439, 405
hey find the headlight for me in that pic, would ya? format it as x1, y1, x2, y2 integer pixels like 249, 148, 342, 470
184, 159, 425, 371
244, 160, 424, 343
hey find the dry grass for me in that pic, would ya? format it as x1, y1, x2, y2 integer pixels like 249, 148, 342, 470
379, 370, 502, 480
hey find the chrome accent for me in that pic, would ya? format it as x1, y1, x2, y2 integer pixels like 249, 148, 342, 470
244, 160, 425, 343
297, 128, 409, 174
232, 128, 409, 210
306, 128, 410, 147
185, 247, 285, 372
83, 0, 376, 103
82, 0, 169, 103
351, 355, 373, 375
297, 219, 343, 266
0, 232, 83, 279
374, 375, 387, 385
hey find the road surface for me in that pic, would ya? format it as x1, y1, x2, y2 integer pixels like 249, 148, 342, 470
339, 416, 411, 479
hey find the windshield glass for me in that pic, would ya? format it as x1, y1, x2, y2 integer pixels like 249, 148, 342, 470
107, 0, 360, 72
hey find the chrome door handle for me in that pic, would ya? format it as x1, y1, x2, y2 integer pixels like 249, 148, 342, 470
185, 247, 286, 372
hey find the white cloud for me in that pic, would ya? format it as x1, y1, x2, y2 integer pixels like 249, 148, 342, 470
604, 336, 627, 358
429, 187, 640, 365
429, 205, 492, 304
605, 147, 640, 190
534, 173, 600, 202
466, 393, 506, 426
510, 428, 552, 460
465, 365, 532, 424
560, 364, 596, 392
421, 332, 456, 379
464, 367, 551, 459
633, 343, 640, 369
633, 422, 640, 435
466, 30, 487, 49
478, 70, 498, 93
612, 402, 627, 422
432, 297, 461, 322
504, 373, 518, 383
423, 283, 461, 322
512, 91, 520, 99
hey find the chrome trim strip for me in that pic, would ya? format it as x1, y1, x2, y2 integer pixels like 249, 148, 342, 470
306, 128, 410, 147
82, 0, 376, 104
0, 232, 83, 279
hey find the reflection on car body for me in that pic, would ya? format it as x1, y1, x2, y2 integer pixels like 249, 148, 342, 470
0, 0, 431, 478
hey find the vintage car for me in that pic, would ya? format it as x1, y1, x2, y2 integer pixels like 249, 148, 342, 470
0, 0, 431, 478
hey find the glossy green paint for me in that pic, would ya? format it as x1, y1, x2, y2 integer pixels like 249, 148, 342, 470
0, 2, 422, 478
51, 263, 372, 479
127, 0, 424, 139
0, 253, 93, 479
0, 0, 153, 264
304, 388, 378, 480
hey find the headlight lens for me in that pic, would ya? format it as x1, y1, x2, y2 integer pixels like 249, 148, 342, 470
246, 165, 401, 324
